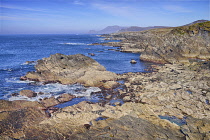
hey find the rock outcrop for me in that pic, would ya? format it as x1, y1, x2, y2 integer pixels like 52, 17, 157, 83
1, 62, 210, 139
19, 90, 37, 98
118, 63, 210, 120
100, 21, 210, 64
0, 100, 46, 139
21, 53, 117, 87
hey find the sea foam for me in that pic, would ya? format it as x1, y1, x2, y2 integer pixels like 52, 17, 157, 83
7, 83, 101, 101
60, 42, 86, 45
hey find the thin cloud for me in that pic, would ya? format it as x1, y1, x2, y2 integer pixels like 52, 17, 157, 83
0, 15, 40, 21
73, 0, 85, 5
163, 5, 192, 13
0, 4, 46, 12
91, 2, 135, 17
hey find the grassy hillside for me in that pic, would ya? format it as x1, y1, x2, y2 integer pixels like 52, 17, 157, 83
171, 21, 210, 35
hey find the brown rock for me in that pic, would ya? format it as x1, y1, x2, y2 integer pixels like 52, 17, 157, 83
19, 90, 37, 98
103, 81, 119, 89
22, 54, 117, 87
102, 22, 210, 64
105, 95, 112, 99
41, 97, 60, 108
57, 93, 76, 103
130, 59, 137, 64
0, 100, 45, 112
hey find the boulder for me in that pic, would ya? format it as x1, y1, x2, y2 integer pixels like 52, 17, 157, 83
25, 61, 35, 64
102, 81, 119, 89
40, 97, 60, 108
19, 90, 37, 98
57, 93, 76, 103
130, 59, 137, 64
88, 53, 95, 56
22, 54, 117, 87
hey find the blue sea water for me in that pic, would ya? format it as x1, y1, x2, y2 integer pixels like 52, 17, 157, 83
0, 34, 152, 101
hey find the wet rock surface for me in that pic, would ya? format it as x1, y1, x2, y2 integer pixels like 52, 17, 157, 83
19, 90, 37, 98
2, 62, 210, 139
40, 93, 76, 108
0, 63, 210, 139
21, 53, 117, 87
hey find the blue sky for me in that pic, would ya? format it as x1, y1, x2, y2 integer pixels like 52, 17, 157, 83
0, 0, 209, 34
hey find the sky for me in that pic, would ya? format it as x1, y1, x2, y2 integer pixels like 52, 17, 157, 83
0, 0, 209, 34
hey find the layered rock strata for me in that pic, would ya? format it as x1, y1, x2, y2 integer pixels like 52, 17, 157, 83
99, 21, 210, 64
1, 62, 210, 139
119, 63, 210, 120
21, 53, 117, 88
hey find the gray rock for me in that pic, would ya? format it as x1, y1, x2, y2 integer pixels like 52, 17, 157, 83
22, 54, 117, 87
19, 90, 37, 98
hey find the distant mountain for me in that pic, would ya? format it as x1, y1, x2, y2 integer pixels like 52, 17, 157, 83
118, 26, 169, 32
88, 25, 170, 34
88, 25, 127, 34
183, 19, 209, 26
88, 20, 208, 34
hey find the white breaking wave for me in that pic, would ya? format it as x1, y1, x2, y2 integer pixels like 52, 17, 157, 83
21, 62, 36, 65
60, 42, 86, 45
5, 77, 32, 84
0, 68, 13, 71
7, 83, 101, 101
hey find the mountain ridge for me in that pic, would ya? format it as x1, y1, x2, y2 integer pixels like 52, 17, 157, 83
99, 20, 210, 64
88, 19, 209, 34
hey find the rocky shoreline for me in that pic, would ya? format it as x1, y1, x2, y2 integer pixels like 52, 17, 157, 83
1, 56, 210, 139
1, 21, 210, 139
95, 21, 210, 64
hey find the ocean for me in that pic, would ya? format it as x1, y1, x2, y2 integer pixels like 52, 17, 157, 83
0, 34, 152, 104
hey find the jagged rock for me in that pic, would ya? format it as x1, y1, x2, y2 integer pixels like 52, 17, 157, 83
181, 117, 210, 140
25, 61, 35, 64
88, 53, 95, 56
103, 81, 119, 89
0, 100, 45, 112
22, 53, 117, 87
57, 93, 76, 103
130, 59, 137, 64
0, 100, 46, 139
114, 102, 121, 106
119, 63, 210, 120
123, 96, 131, 102
102, 21, 210, 64
41, 97, 60, 108
105, 95, 112, 99
19, 90, 37, 98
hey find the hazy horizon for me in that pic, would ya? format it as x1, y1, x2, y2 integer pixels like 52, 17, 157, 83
0, 0, 209, 34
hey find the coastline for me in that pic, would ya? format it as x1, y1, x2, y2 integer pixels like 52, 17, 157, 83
1, 22, 210, 139
1, 61, 210, 139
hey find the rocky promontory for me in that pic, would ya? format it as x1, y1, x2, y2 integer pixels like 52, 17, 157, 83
21, 53, 117, 88
99, 21, 210, 64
